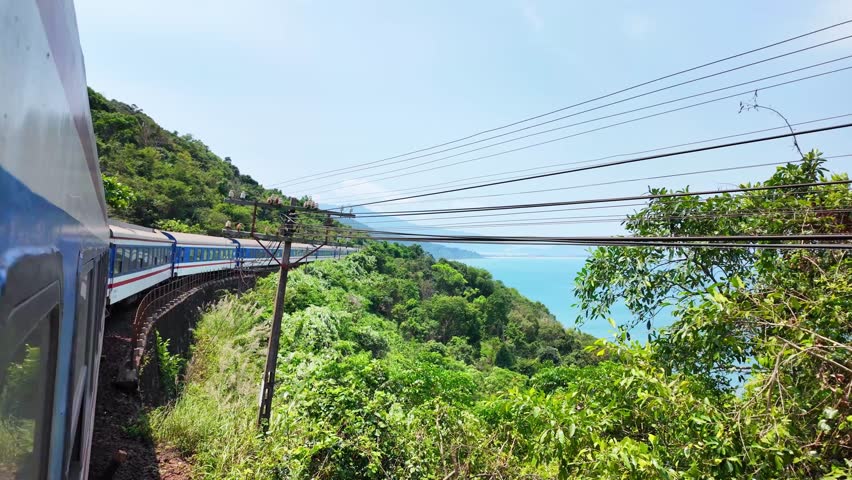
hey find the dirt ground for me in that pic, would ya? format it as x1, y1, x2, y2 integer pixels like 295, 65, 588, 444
87, 304, 192, 480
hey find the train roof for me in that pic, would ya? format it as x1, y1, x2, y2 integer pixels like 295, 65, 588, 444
109, 221, 173, 244
163, 231, 238, 247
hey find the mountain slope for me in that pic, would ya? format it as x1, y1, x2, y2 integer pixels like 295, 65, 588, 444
90, 88, 314, 235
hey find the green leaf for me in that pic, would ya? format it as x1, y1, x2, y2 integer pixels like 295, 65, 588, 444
730, 276, 744, 289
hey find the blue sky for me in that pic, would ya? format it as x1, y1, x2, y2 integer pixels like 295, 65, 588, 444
76, 0, 852, 249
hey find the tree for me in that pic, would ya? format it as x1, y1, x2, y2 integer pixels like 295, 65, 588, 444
494, 343, 515, 369
575, 152, 852, 475
483, 286, 513, 337
153, 219, 205, 234
431, 262, 467, 296
425, 295, 482, 344
102, 174, 136, 214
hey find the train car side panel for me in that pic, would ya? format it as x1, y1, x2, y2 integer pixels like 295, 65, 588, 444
1, 1, 109, 478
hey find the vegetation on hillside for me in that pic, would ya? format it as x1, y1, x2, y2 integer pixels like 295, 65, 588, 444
150, 153, 851, 479
150, 242, 600, 478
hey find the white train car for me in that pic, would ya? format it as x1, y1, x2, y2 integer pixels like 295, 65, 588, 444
165, 231, 238, 276
108, 222, 175, 303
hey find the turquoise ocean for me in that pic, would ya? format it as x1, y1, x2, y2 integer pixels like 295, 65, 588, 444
459, 257, 674, 340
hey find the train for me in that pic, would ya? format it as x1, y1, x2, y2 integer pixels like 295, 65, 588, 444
107, 220, 354, 304
0, 1, 352, 478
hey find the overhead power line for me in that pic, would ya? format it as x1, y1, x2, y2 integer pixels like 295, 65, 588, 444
364, 237, 852, 251
344, 159, 809, 207
309, 64, 852, 198
318, 121, 852, 206
353, 179, 852, 218
346, 122, 852, 208
443, 158, 852, 204
342, 208, 852, 231
271, 19, 852, 187
284, 41, 852, 191
346, 230, 852, 250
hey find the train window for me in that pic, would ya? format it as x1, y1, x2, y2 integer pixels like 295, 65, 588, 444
123, 248, 132, 274
130, 249, 138, 272
115, 248, 124, 274
0, 260, 60, 480
0, 308, 57, 478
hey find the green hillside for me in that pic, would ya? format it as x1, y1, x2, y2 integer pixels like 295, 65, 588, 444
90, 87, 329, 236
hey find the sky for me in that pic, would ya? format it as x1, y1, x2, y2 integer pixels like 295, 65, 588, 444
75, 0, 852, 252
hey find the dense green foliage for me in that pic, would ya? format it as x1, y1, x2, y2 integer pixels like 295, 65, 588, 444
576, 152, 852, 478
151, 243, 601, 478
150, 154, 852, 479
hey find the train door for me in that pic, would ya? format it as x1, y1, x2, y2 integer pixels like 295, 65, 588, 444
64, 250, 108, 479
0, 253, 62, 478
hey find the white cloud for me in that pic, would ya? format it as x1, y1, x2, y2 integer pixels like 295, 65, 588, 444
622, 12, 654, 39
520, 0, 544, 32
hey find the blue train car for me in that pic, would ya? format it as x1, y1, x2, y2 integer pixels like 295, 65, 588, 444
165, 231, 239, 276
0, 1, 110, 478
236, 239, 285, 268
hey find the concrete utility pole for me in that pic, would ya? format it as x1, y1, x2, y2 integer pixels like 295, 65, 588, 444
222, 194, 356, 432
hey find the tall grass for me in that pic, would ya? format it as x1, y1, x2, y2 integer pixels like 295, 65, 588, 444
149, 294, 272, 477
